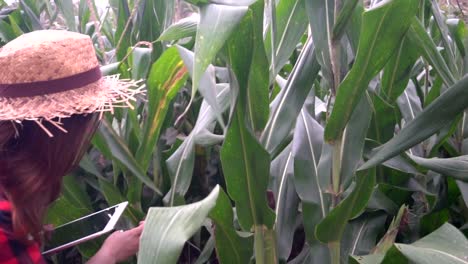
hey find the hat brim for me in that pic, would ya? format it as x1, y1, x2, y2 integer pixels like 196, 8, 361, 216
0, 75, 143, 122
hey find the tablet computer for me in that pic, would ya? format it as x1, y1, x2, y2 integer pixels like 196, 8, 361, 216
42, 201, 128, 255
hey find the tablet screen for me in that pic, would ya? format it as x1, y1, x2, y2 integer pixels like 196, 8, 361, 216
43, 205, 117, 252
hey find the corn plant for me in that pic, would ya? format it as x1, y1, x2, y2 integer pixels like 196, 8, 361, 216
3, 0, 468, 263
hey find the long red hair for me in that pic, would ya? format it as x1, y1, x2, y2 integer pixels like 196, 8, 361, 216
0, 114, 99, 243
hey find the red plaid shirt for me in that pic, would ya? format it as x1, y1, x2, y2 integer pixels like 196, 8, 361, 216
0, 200, 45, 264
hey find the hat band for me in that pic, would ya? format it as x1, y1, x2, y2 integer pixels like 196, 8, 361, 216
0, 66, 102, 98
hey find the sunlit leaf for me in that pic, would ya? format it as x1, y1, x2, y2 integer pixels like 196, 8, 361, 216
138, 186, 220, 263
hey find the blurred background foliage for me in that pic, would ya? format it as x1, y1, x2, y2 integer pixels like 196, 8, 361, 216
3, 0, 468, 263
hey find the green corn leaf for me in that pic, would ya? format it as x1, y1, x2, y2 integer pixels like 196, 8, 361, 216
99, 120, 162, 196
130, 47, 152, 80
227, 1, 269, 133
192, 4, 248, 98
158, 14, 198, 42
340, 94, 373, 186
19, 0, 42, 30
429, 0, 458, 77
136, 47, 188, 172
209, 188, 253, 264
447, 19, 467, 57
381, 36, 419, 103
134, 0, 172, 59
271, 145, 299, 261
138, 186, 220, 263
165, 85, 230, 205
98, 179, 145, 223
360, 74, 468, 170
325, 0, 418, 142
407, 17, 457, 86
349, 254, 385, 264
0, 20, 17, 42
220, 109, 275, 230
78, 0, 91, 34
54, 0, 76, 31
261, 37, 320, 154
114, 0, 132, 61
409, 155, 468, 181
383, 223, 468, 263
315, 168, 376, 243
292, 109, 329, 243
306, 0, 335, 87
332, 0, 360, 41
342, 213, 388, 258
177, 46, 225, 131
46, 175, 93, 226
265, 0, 308, 76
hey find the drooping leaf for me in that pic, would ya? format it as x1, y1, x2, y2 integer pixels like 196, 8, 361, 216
360, 75, 468, 170
165, 85, 231, 205
177, 46, 225, 130
325, 0, 419, 142
410, 155, 468, 181
158, 14, 199, 42
138, 186, 220, 263
386, 223, 468, 263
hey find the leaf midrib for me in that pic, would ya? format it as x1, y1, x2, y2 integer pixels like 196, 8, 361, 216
301, 110, 325, 217
399, 245, 468, 263
238, 112, 259, 227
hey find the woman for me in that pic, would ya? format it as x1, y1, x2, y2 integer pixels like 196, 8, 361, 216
0, 30, 144, 263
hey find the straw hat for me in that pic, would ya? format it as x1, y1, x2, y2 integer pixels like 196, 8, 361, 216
0, 30, 143, 136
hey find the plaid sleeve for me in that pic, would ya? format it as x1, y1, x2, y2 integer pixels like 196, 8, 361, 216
0, 200, 45, 264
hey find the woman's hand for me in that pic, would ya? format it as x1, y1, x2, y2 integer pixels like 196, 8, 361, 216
88, 222, 145, 264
